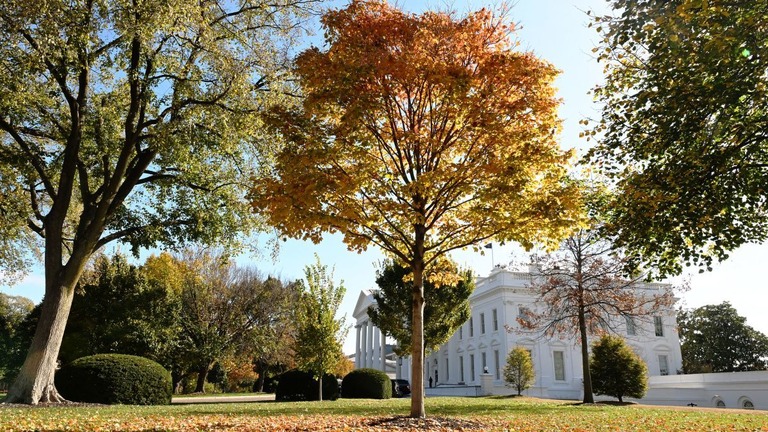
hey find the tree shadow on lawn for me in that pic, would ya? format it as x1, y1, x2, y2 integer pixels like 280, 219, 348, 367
180, 396, 576, 417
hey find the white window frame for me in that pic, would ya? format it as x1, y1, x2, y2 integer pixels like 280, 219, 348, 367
625, 316, 636, 336
658, 354, 669, 376
553, 351, 566, 381
654, 316, 664, 337
492, 308, 498, 331
480, 312, 486, 334
470, 354, 476, 381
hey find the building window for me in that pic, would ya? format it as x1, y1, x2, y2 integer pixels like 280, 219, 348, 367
625, 316, 636, 336
459, 325, 463, 340
553, 351, 565, 381
743, 400, 754, 410
480, 313, 486, 334
494, 350, 500, 380
716, 400, 726, 408
518, 305, 532, 325
492, 309, 498, 331
658, 355, 669, 376
468, 354, 475, 381
459, 356, 464, 382
654, 316, 664, 337
445, 358, 449, 381
481, 352, 487, 373
469, 316, 474, 337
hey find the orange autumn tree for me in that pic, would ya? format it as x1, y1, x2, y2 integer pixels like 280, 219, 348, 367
252, 0, 581, 417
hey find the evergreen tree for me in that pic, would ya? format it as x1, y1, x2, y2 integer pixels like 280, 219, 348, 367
503, 347, 535, 396
368, 259, 473, 356
590, 335, 648, 403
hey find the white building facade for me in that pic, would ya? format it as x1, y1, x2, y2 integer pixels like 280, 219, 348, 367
353, 266, 682, 399
354, 266, 768, 409
423, 267, 682, 400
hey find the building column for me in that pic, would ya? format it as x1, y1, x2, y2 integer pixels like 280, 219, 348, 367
355, 325, 362, 368
380, 329, 386, 370
367, 321, 375, 366
361, 321, 368, 368
373, 327, 380, 370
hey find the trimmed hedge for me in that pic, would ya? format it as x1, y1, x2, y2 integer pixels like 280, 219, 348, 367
56, 354, 172, 405
274, 369, 339, 401
341, 368, 391, 399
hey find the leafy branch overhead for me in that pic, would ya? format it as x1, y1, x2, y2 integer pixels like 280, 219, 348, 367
586, 0, 768, 276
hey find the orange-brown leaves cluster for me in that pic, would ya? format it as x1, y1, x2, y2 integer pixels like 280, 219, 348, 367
253, 0, 580, 265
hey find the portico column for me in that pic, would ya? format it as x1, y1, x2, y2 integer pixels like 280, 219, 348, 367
361, 321, 368, 368
379, 329, 386, 370
367, 321, 374, 366
373, 327, 380, 370
355, 325, 362, 368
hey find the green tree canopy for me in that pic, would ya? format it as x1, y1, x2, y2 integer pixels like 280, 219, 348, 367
294, 256, 347, 402
0, 0, 316, 404
58, 254, 182, 367
503, 346, 535, 396
590, 335, 648, 403
587, 0, 768, 276
0, 293, 34, 384
678, 302, 768, 373
367, 259, 473, 357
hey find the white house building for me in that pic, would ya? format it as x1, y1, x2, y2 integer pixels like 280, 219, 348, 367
353, 266, 768, 409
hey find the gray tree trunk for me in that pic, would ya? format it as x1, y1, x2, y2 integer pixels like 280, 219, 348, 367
409, 223, 426, 418
4, 276, 77, 403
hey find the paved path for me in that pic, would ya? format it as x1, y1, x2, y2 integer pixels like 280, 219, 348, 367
172, 394, 275, 404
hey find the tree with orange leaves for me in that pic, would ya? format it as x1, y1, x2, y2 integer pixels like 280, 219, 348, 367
252, 0, 581, 417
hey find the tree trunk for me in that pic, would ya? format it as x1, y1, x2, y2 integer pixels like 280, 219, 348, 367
195, 365, 209, 393
578, 307, 594, 404
254, 361, 266, 393
4, 280, 76, 404
318, 376, 323, 402
410, 224, 426, 418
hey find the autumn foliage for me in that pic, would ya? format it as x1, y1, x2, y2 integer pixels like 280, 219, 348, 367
252, 0, 580, 417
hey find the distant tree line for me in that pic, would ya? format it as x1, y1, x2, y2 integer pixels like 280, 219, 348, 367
0, 251, 351, 394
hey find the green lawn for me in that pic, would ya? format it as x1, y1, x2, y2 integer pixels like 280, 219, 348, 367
172, 391, 267, 398
0, 396, 766, 431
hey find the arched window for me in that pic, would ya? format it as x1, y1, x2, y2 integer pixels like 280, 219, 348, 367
715, 399, 726, 408
739, 397, 755, 410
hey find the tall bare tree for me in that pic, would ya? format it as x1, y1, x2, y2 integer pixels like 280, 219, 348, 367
520, 228, 676, 403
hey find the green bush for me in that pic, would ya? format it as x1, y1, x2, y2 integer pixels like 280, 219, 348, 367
590, 335, 648, 403
340, 368, 391, 399
56, 354, 172, 405
274, 369, 339, 401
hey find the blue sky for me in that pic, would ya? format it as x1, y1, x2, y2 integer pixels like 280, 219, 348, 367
3, 0, 767, 356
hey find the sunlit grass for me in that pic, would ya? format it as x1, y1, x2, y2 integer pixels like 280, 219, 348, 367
1, 396, 766, 431
173, 391, 267, 398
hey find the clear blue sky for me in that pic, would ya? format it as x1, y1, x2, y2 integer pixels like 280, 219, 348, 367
3, 0, 767, 356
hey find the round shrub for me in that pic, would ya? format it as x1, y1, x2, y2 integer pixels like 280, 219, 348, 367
56, 354, 172, 405
341, 368, 391, 399
275, 369, 339, 401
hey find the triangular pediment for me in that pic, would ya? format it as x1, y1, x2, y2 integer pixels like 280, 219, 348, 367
353, 289, 377, 320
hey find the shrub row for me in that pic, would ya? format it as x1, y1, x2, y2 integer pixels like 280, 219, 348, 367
275, 370, 339, 401
341, 368, 391, 399
56, 354, 172, 405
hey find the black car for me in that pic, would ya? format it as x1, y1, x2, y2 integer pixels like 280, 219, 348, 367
391, 379, 411, 397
